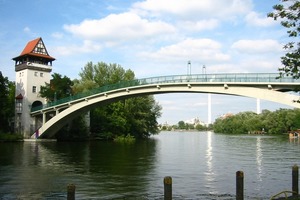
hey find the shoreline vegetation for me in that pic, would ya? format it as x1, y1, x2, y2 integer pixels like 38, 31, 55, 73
1, 129, 292, 142
2, 108, 300, 142
0, 133, 23, 142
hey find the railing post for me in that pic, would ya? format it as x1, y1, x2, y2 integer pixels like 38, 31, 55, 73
292, 164, 299, 197
164, 176, 172, 200
236, 171, 244, 200
67, 184, 76, 200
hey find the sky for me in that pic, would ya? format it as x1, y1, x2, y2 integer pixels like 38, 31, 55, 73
0, 0, 295, 125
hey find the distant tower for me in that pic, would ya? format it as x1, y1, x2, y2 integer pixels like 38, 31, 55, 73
12, 37, 55, 138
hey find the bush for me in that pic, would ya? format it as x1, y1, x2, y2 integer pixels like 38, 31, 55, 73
114, 134, 136, 143
0, 133, 23, 141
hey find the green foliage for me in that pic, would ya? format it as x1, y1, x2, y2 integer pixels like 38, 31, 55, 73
213, 109, 300, 134
39, 72, 88, 140
178, 121, 186, 129
40, 73, 73, 102
124, 96, 162, 138
56, 115, 89, 141
0, 71, 15, 133
195, 124, 206, 131
114, 134, 136, 143
268, 0, 300, 78
75, 62, 162, 139
0, 132, 23, 141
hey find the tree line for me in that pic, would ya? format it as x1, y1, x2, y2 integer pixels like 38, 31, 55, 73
160, 120, 209, 131
213, 109, 300, 135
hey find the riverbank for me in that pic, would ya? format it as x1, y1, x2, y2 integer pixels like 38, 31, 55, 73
0, 133, 23, 142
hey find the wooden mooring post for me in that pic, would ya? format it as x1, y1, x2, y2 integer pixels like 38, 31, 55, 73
292, 164, 299, 197
236, 171, 244, 200
67, 184, 76, 200
164, 176, 172, 200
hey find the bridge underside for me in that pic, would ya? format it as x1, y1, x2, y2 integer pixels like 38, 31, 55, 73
33, 83, 300, 138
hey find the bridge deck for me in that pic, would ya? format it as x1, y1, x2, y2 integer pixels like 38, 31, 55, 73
31, 73, 300, 113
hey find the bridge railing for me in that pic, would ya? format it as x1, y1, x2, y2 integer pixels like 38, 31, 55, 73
31, 73, 299, 112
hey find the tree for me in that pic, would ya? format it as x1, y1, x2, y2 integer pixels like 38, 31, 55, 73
213, 109, 300, 134
39, 73, 89, 140
0, 71, 15, 133
56, 115, 89, 141
195, 124, 206, 131
40, 73, 73, 102
178, 121, 186, 129
124, 96, 162, 138
268, 0, 300, 78
76, 62, 162, 139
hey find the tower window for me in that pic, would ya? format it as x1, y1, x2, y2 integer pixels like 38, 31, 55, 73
34, 72, 38, 76
40, 73, 43, 77
16, 98, 23, 114
32, 86, 37, 93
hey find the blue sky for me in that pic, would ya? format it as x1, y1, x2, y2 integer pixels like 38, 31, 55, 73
0, 0, 294, 124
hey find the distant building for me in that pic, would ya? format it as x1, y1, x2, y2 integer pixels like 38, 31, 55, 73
13, 38, 55, 138
184, 117, 206, 127
220, 113, 234, 119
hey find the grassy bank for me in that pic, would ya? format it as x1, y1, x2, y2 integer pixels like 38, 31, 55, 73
0, 133, 23, 142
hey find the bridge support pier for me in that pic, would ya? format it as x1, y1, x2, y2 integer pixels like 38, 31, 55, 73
42, 113, 46, 125
256, 98, 261, 114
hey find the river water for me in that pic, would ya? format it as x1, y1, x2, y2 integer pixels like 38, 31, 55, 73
0, 131, 299, 199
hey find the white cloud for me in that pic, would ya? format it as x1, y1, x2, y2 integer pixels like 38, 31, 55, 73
51, 32, 64, 39
63, 12, 176, 42
138, 38, 230, 63
52, 40, 102, 56
231, 39, 282, 54
245, 11, 276, 27
177, 19, 219, 32
132, 0, 252, 20
23, 27, 31, 33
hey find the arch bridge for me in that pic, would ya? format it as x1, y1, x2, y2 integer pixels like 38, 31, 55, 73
31, 73, 300, 138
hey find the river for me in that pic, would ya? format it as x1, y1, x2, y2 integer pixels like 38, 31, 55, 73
0, 131, 299, 199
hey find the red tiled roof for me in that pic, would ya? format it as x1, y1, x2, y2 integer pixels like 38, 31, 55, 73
20, 37, 41, 56
13, 37, 55, 61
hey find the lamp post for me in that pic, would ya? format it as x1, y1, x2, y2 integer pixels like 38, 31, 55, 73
202, 65, 207, 82
202, 64, 211, 125
187, 61, 191, 75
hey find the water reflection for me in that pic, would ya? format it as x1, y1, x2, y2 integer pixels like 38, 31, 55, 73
0, 140, 158, 199
206, 131, 213, 178
256, 137, 263, 182
205, 131, 216, 191
1, 132, 300, 199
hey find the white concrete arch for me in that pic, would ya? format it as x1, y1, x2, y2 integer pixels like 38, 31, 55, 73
33, 82, 300, 138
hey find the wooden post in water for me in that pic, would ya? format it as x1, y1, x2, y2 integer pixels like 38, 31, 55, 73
292, 164, 299, 197
236, 171, 244, 200
164, 176, 172, 200
67, 184, 76, 200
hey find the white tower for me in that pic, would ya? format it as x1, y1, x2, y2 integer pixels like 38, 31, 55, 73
13, 38, 55, 138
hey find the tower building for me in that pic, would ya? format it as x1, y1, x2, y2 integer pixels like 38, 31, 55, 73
12, 38, 55, 138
